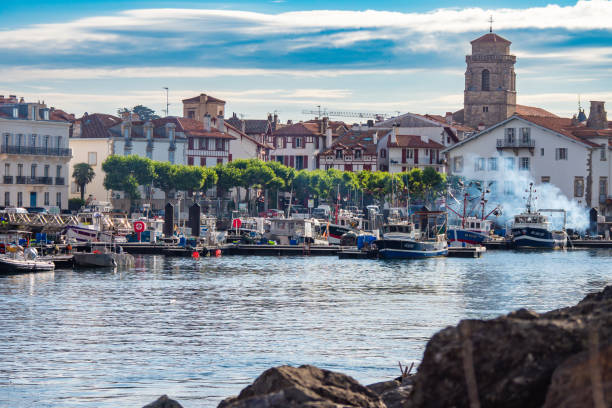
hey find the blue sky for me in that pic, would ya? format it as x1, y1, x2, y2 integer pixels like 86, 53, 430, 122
1, 0, 611, 121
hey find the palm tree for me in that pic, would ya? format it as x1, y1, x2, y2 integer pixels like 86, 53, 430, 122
72, 163, 95, 201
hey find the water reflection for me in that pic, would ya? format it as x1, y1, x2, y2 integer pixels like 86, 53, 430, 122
0, 250, 610, 407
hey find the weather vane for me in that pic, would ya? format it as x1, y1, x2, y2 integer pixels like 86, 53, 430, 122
488, 15, 494, 33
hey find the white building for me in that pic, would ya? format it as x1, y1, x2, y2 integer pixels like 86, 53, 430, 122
318, 126, 380, 171
377, 125, 446, 173
270, 118, 347, 170
0, 95, 71, 210
69, 113, 119, 202
442, 101, 612, 216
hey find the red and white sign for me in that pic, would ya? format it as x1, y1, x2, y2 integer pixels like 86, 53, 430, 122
232, 218, 242, 229
133, 221, 146, 233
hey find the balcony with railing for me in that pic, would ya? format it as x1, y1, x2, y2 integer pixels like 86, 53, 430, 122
1, 145, 72, 157
15, 176, 26, 184
3, 176, 13, 184
496, 138, 535, 155
55, 177, 65, 185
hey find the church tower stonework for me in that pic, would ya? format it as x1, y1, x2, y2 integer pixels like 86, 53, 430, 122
464, 33, 517, 128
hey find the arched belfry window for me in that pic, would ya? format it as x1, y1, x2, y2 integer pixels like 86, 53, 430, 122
482, 69, 490, 91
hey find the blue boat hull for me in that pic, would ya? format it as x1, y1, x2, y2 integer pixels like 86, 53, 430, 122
511, 227, 566, 249
447, 228, 488, 245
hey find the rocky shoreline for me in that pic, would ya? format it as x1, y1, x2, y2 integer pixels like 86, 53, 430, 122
145, 285, 612, 408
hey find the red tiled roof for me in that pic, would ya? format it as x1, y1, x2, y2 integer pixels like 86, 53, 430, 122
50, 108, 75, 122
176, 117, 236, 139
273, 122, 323, 136
515, 105, 558, 118
182, 94, 225, 104
516, 115, 603, 147
318, 129, 379, 156
471, 33, 511, 44
421, 114, 475, 133
304, 119, 348, 134
388, 134, 444, 149
77, 113, 121, 138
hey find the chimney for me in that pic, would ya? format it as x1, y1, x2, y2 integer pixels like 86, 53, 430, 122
367, 119, 374, 127
217, 114, 225, 132
587, 101, 607, 130
41, 108, 49, 120
241, 120, 246, 133
322, 117, 329, 133
445, 112, 453, 124
273, 113, 278, 124
372, 131, 378, 145
267, 113, 272, 122
165, 122, 176, 142
326, 127, 332, 149
204, 113, 211, 132
390, 125, 398, 144
145, 121, 153, 141
73, 121, 82, 138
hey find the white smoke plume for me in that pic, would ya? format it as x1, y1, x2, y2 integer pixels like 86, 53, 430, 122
449, 154, 589, 232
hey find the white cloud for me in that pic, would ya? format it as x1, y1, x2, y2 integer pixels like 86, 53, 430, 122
1, 1, 612, 53
0, 66, 424, 81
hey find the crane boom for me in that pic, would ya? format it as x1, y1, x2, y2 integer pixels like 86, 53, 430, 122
301, 109, 390, 120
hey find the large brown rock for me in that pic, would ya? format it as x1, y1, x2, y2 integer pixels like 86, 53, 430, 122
217, 365, 386, 408
409, 285, 612, 408
543, 344, 612, 408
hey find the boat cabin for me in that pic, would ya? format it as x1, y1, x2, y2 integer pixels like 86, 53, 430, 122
514, 214, 548, 225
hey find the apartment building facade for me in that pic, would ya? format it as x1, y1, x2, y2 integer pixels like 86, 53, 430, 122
0, 96, 71, 210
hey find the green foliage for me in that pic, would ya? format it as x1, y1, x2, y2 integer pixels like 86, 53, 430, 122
68, 198, 85, 212
72, 162, 95, 201
118, 105, 160, 120
101, 155, 447, 209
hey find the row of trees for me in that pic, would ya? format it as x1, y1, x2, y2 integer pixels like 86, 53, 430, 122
101, 155, 447, 212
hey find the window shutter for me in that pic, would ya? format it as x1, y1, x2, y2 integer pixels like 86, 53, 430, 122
402, 148, 406, 163
555, 148, 559, 160
188, 138, 194, 149
303, 155, 308, 169
414, 149, 419, 164
290, 155, 295, 167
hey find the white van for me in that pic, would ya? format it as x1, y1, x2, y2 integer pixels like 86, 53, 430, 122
5, 207, 28, 214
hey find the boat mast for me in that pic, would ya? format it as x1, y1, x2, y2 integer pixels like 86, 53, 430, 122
525, 182, 534, 214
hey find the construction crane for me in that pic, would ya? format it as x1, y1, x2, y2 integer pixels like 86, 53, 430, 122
301, 105, 391, 120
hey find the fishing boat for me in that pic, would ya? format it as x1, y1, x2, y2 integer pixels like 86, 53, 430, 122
73, 246, 134, 268
0, 246, 54, 274
511, 183, 567, 249
374, 221, 447, 259
446, 181, 500, 247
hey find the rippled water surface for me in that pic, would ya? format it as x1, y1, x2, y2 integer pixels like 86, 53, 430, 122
1, 249, 611, 407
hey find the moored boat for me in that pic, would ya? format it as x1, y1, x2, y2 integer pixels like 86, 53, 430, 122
0, 247, 54, 274
374, 222, 447, 259
511, 183, 567, 249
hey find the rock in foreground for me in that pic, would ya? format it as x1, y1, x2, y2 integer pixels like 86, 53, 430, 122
218, 364, 386, 407
216, 285, 612, 408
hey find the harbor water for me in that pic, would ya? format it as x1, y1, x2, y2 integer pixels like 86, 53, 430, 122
1, 250, 611, 407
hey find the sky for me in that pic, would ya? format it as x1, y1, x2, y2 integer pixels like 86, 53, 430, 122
1, 0, 611, 122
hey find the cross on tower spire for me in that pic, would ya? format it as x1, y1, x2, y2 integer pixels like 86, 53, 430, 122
488, 15, 494, 33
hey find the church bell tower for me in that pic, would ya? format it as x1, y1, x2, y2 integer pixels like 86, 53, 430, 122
464, 30, 517, 129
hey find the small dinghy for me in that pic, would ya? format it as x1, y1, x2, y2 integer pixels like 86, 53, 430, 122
0, 247, 55, 274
